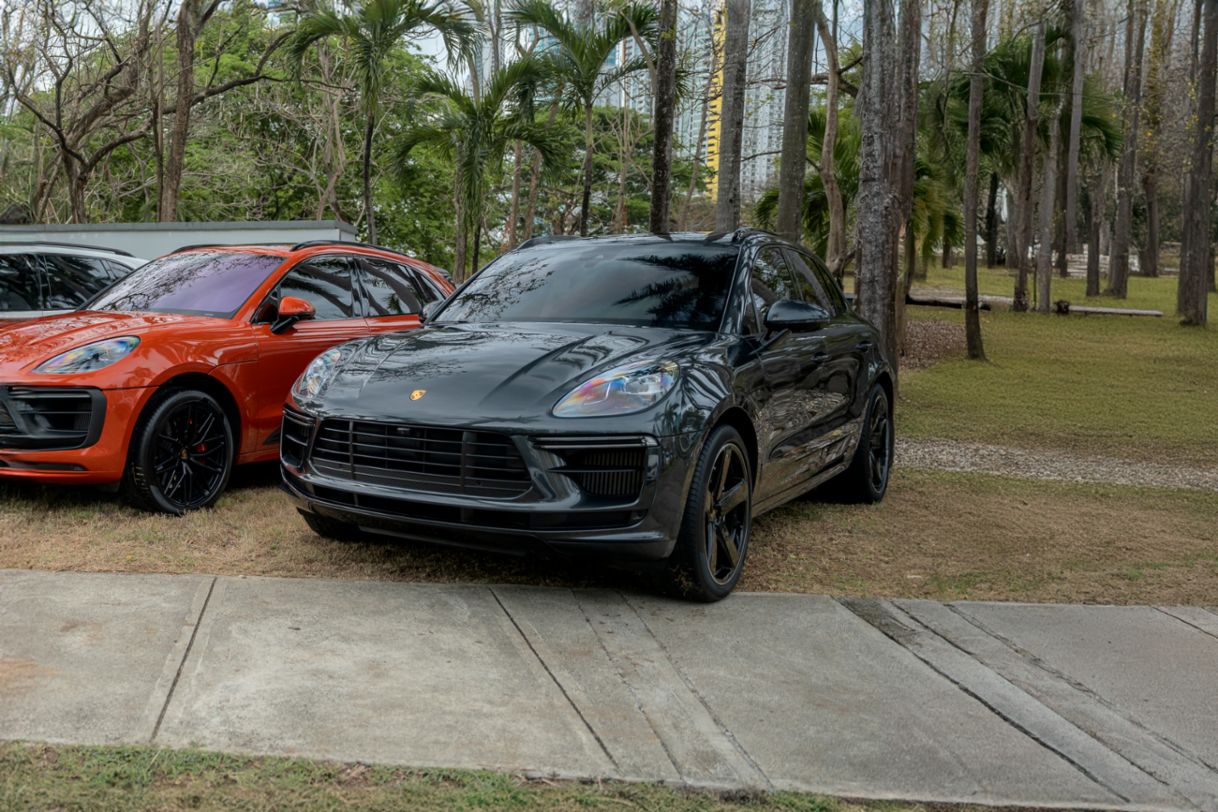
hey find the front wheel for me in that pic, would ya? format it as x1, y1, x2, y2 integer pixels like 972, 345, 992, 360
123, 389, 235, 515
666, 425, 753, 602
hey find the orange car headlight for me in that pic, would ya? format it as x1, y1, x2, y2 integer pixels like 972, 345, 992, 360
34, 336, 140, 374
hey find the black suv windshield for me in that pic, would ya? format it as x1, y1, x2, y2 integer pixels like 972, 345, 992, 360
87, 252, 284, 318
437, 242, 738, 330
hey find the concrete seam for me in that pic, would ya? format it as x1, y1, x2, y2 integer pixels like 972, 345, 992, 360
868, 599, 1145, 805
150, 575, 216, 743
946, 603, 1218, 778
488, 587, 619, 771
574, 592, 683, 780
1154, 607, 1218, 644
620, 593, 774, 791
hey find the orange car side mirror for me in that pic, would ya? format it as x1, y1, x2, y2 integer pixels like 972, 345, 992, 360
271, 296, 316, 334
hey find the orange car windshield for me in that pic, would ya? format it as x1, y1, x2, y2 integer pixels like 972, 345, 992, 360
86, 252, 284, 318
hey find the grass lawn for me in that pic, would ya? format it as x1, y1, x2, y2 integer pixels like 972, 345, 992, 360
3, 464, 1215, 605
0, 742, 1031, 812
907, 260, 1218, 315
898, 304, 1218, 465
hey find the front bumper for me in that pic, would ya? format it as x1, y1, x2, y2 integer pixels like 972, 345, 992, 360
0, 385, 151, 484
281, 410, 701, 560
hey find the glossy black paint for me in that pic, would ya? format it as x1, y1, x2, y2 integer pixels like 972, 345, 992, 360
281, 231, 892, 559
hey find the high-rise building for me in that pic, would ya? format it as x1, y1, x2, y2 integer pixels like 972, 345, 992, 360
472, 0, 794, 205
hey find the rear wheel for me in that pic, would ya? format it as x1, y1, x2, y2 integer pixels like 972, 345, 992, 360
831, 383, 893, 503
122, 389, 234, 515
667, 425, 752, 602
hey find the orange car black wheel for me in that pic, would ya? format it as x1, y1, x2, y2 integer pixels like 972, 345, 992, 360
122, 389, 235, 515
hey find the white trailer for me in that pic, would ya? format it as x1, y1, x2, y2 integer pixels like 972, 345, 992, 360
0, 220, 358, 261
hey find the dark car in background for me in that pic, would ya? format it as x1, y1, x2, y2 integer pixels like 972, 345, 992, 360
281, 230, 894, 600
0, 243, 146, 321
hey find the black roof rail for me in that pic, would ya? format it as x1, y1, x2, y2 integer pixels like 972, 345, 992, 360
0, 240, 135, 257
290, 239, 408, 254
171, 242, 287, 253
514, 235, 583, 251
730, 227, 776, 243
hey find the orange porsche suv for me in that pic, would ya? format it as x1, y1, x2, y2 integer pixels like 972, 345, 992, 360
0, 241, 452, 513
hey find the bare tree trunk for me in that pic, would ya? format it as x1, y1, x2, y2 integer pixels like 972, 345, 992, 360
894, 0, 921, 353
962, 0, 988, 359
813, 0, 846, 278
1138, 0, 1174, 278
452, 178, 467, 281
1036, 103, 1063, 314
714, 0, 751, 232
1107, 0, 1147, 298
1063, 0, 1086, 253
160, 0, 218, 222
523, 94, 561, 241
579, 103, 595, 236
1178, 0, 1216, 325
1014, 22, 1045, 312
649, 0, 678, 233
362, 111, 378, 244
680, 23, 716, 229
1086, 168, 1110, 296
856, 0, 904, 375
984, 171, 999, 267
506, 141, 524, 248
776, 3, 815, 243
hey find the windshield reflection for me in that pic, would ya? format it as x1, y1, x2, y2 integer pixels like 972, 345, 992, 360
87, 252, 284, 318
438, 243, 737, 331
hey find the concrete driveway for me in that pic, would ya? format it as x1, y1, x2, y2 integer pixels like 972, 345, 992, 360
1, 568, 1215, 810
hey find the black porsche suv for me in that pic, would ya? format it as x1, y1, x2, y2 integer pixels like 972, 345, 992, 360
280, 230, 894, 600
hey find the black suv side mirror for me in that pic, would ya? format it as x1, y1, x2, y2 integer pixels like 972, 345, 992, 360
764, 299, 831, 332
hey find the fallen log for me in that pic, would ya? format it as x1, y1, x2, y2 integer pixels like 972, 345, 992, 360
905, 293, 992, 310
1055, 302, 1163, 317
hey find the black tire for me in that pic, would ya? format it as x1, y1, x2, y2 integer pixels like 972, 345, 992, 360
832, 383, 893, 503
122, 389, 235, 515
300, 510, 363, 541
666, 425, 753, 602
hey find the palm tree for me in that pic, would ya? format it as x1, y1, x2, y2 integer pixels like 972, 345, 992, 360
508, 0, 658, 236
397, 57, 561, 280
289, 0, 475, 244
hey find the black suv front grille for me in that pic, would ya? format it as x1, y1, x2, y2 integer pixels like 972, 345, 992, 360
309, 419, 532, 498
538, 437, 648, 502
280, 407, 314, 468
0, 386, 104, 450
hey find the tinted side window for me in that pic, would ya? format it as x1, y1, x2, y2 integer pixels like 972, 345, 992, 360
274, 256, 355, 321
40, 254, 126, 309
749, 247, 799, 325
361, 258, 423, 316
784, 249, 836, 314
0, 254, 41, 311
411, 268, 445, 304
810, 256, 848, 313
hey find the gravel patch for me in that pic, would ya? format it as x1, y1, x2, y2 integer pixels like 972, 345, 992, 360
902, 319, 966, 370
898, 438, 1218, 492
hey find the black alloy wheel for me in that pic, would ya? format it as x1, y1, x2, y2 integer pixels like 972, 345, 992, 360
669, 424, 752, 601
866, 394, 892, 494
124, 390, 234, 515
833, 384, 893, 504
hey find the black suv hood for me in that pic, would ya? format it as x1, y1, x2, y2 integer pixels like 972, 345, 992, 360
318, 322, 713, 425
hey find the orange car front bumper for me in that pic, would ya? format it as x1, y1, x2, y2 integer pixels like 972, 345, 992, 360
0, 386, 153, 485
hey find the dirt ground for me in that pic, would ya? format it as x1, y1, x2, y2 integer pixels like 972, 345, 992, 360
3, 464, 1215, 606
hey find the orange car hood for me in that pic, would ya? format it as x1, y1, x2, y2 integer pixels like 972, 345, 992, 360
0, 310, 249, 375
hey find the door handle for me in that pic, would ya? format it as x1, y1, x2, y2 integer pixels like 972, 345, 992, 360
856, 340, 874, 351
812, 351, 830, 364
